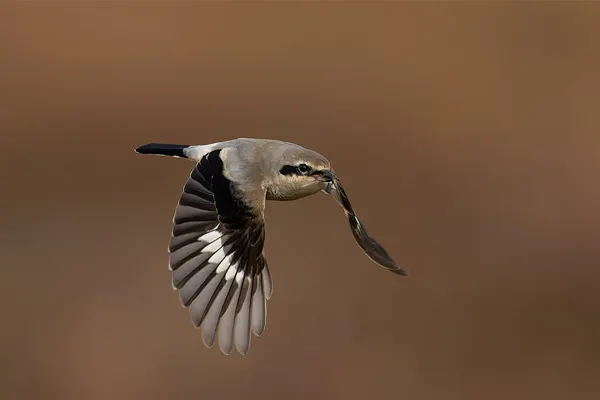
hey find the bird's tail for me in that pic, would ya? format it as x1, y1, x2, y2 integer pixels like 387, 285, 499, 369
135, 143, 191, 158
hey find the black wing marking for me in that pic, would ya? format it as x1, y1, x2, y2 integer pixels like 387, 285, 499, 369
330, 177, 409, 276
168, 149, 272, 355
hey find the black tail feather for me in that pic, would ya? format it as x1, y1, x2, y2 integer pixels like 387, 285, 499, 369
135, 143, 190, 158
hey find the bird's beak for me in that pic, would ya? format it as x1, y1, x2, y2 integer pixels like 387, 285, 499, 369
315, 170, 335, 183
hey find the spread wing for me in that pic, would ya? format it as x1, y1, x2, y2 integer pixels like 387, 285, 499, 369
326, 178, 409, 277
168, 149, 272, 355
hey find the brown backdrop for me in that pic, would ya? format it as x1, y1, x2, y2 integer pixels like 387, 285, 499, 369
1, 2, 599, 400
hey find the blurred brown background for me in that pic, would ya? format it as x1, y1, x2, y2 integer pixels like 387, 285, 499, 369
1, 2, 600, 400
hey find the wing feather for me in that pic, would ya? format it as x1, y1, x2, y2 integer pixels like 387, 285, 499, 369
167, 149, 271, 354
250, 277, 266, 337
233, 273, 253, 354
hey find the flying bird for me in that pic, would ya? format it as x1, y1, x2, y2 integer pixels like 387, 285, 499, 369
135, 138, 407, 355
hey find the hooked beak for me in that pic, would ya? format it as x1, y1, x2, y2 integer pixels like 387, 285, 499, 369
315, 170, 335, 183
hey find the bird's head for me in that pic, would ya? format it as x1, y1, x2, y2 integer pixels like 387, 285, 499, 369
268, 148, 334, 200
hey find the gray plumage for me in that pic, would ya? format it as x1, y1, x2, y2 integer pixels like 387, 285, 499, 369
135, 138, 407, 355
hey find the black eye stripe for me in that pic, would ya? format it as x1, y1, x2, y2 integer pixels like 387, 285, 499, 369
279, 164, 313, 176
279, 165, 298, 176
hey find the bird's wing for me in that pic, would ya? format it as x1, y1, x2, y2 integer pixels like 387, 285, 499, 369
169, 149, 272, 355
325, 178, 409, 276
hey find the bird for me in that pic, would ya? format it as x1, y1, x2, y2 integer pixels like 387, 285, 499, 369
135, 138, 408, 355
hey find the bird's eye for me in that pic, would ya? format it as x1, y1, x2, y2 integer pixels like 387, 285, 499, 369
297, 164, 310, 174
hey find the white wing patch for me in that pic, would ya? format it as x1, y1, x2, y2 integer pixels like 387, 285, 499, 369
197, 229, 221, 243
